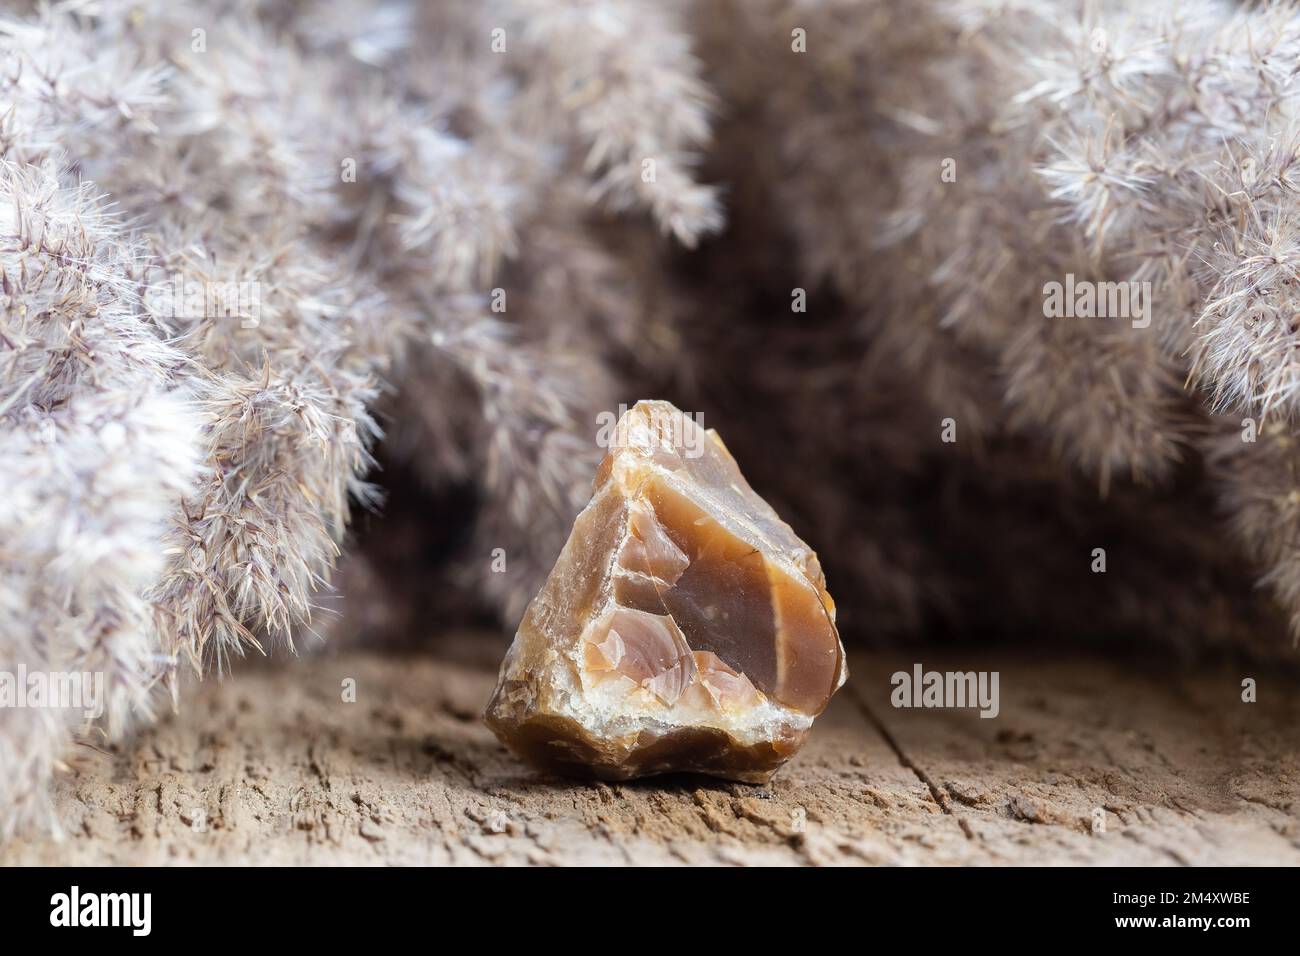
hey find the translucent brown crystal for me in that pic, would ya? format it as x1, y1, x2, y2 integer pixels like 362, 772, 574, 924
484, 400, 846, 783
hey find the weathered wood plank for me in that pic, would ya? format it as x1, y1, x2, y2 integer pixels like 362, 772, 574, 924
852, 652, 1300, 865
3, 638, 1296, 865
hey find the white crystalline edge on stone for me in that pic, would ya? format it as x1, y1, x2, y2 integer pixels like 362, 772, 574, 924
557, 591, 813, 748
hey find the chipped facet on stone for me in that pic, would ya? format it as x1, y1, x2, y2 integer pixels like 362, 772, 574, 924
484, 400, 846, 783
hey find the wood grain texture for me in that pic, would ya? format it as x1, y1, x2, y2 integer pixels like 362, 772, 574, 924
4, 635, 1297, 865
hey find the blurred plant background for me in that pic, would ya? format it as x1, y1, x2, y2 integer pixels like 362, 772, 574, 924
3, 0, 1300, 834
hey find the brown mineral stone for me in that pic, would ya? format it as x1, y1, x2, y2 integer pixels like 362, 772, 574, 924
484, 400, 846, 783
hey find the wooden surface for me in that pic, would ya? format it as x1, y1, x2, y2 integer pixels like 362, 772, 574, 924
4, 634, 1298, 865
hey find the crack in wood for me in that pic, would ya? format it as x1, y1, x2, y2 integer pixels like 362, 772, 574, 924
844, 682, 975, 840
